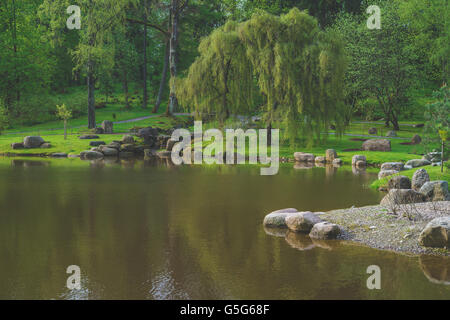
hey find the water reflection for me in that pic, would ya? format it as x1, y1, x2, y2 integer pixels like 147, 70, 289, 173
419, 255, 450, 285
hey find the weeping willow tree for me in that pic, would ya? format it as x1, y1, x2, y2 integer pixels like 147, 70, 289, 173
177, 21, 256, 126
179, 8, 347, 143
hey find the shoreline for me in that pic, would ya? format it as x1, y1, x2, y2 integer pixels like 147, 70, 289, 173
321, 202, 449, 256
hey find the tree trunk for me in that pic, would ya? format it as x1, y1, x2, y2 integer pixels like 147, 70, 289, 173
123, 69, 130, 109
167, 0, 179, 116
390, 110, 400, 131
142, 1, 148, 109
441, 140, 444, 173
153, 39, 170, 113
87, 59, 96, 129
64, 119, 67, 140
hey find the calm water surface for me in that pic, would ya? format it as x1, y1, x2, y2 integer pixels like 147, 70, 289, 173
0, 158, 448, 299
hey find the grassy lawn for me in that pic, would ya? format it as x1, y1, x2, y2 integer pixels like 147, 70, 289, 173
371, 165, 450, 190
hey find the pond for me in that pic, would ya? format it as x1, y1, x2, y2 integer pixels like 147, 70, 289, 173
0, 158, 448, 299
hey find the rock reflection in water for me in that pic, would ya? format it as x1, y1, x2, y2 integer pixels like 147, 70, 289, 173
264, 226, 288, 238
419, 255, 450, 285
11, 159, 49, 167
285, 232, 316, 251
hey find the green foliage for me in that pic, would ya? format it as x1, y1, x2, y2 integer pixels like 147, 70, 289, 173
179, 8, 347, 143
56, 104, 73, 121
424, 85, 450, 148
0, 101, 9, 134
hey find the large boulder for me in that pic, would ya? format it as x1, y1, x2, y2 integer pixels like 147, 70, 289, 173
263, 208, 298, 228
352, 155, 366, 166
100, 147, 119, 157
285, 212, 322, 233
388, 176, 411, 190
326, 149, 337, 163
419, 181, 450, 201
104, 142, 121, 150
418, 217, 450, 248
11, 142, 24, 150
101, 120, 114, 134
137, 127, 159, 146
120, 144, 136, 152
362, 139, 391, 152
294, 152, 315, 162
315, 156, 326, 164
166, 139, 177, 152
412, 169, 430, 191
381, 162, 404, 171
378, 170, 399, 180
411, 134, 422, 145
380, 189, 426, 206
80, 150, 104, 160
309, 222, 341, 240
405, 159, 431, 168
122, 135, 135, 144
23, 136, 45, 148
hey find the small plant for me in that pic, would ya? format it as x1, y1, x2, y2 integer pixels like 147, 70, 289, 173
56, 104, 72, 140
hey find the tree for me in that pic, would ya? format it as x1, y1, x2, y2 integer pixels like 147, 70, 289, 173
179, 8, 347, 143
424, 85, 450, 169
178, 21, 256, 125
56, 104, 72, 140
331, 0, 418, 130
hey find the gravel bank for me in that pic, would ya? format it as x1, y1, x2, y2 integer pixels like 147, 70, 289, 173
321, 201, 450, 256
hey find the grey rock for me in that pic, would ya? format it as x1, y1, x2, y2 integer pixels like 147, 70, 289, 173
166, 139, 177, 152
332, 158, 342, 166
380, 189, 426, 206
263, 208, 298, 228
378, 170, 399, 180
368, 127, 378, 135
120, 144, 135, 152
418, 217, 450, 248
80, 150, 104, 160
315, 156, 326, 164
419, 181, 450, 201
101, 120, 114, 134
285, 212, 322, 233
405, 159, 431, 168
412, 169, 430, 191
381, 162, 404, 171
100, 147, 119, 157
294, 152, 315, 162
23, 136, 45, 148
352, 155, 366, 166
79, 134, 100, 140
362, 139, 391, 152
11, 142, 24, 150
122, 135, 135, 144
309, 222, 341, 240
326, 149, 337, 162
51, 153, 68, 158
411, 134, 422, 145
388, 175, 411, 190
40, 143, 52, 149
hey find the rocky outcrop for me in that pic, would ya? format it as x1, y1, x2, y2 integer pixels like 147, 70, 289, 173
309, 222, 341, 240
99, 147, 119, 157
263, 208, 298, 228
405, 159, 431, 168
380, 189, 426, 206
122, 135, 135, 144
381, 162, 404, 171
23, 136, 45, 148
285, 212, 322, 233
362, 139, 391, 152
412, 169, 430, 191
388, 176, 411, 190
419, 217, 450, 248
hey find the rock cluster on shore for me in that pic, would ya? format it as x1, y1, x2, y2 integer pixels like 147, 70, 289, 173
293, 149, 342, 167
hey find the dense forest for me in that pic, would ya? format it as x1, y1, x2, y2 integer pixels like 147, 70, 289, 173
0, 0, 448, 140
